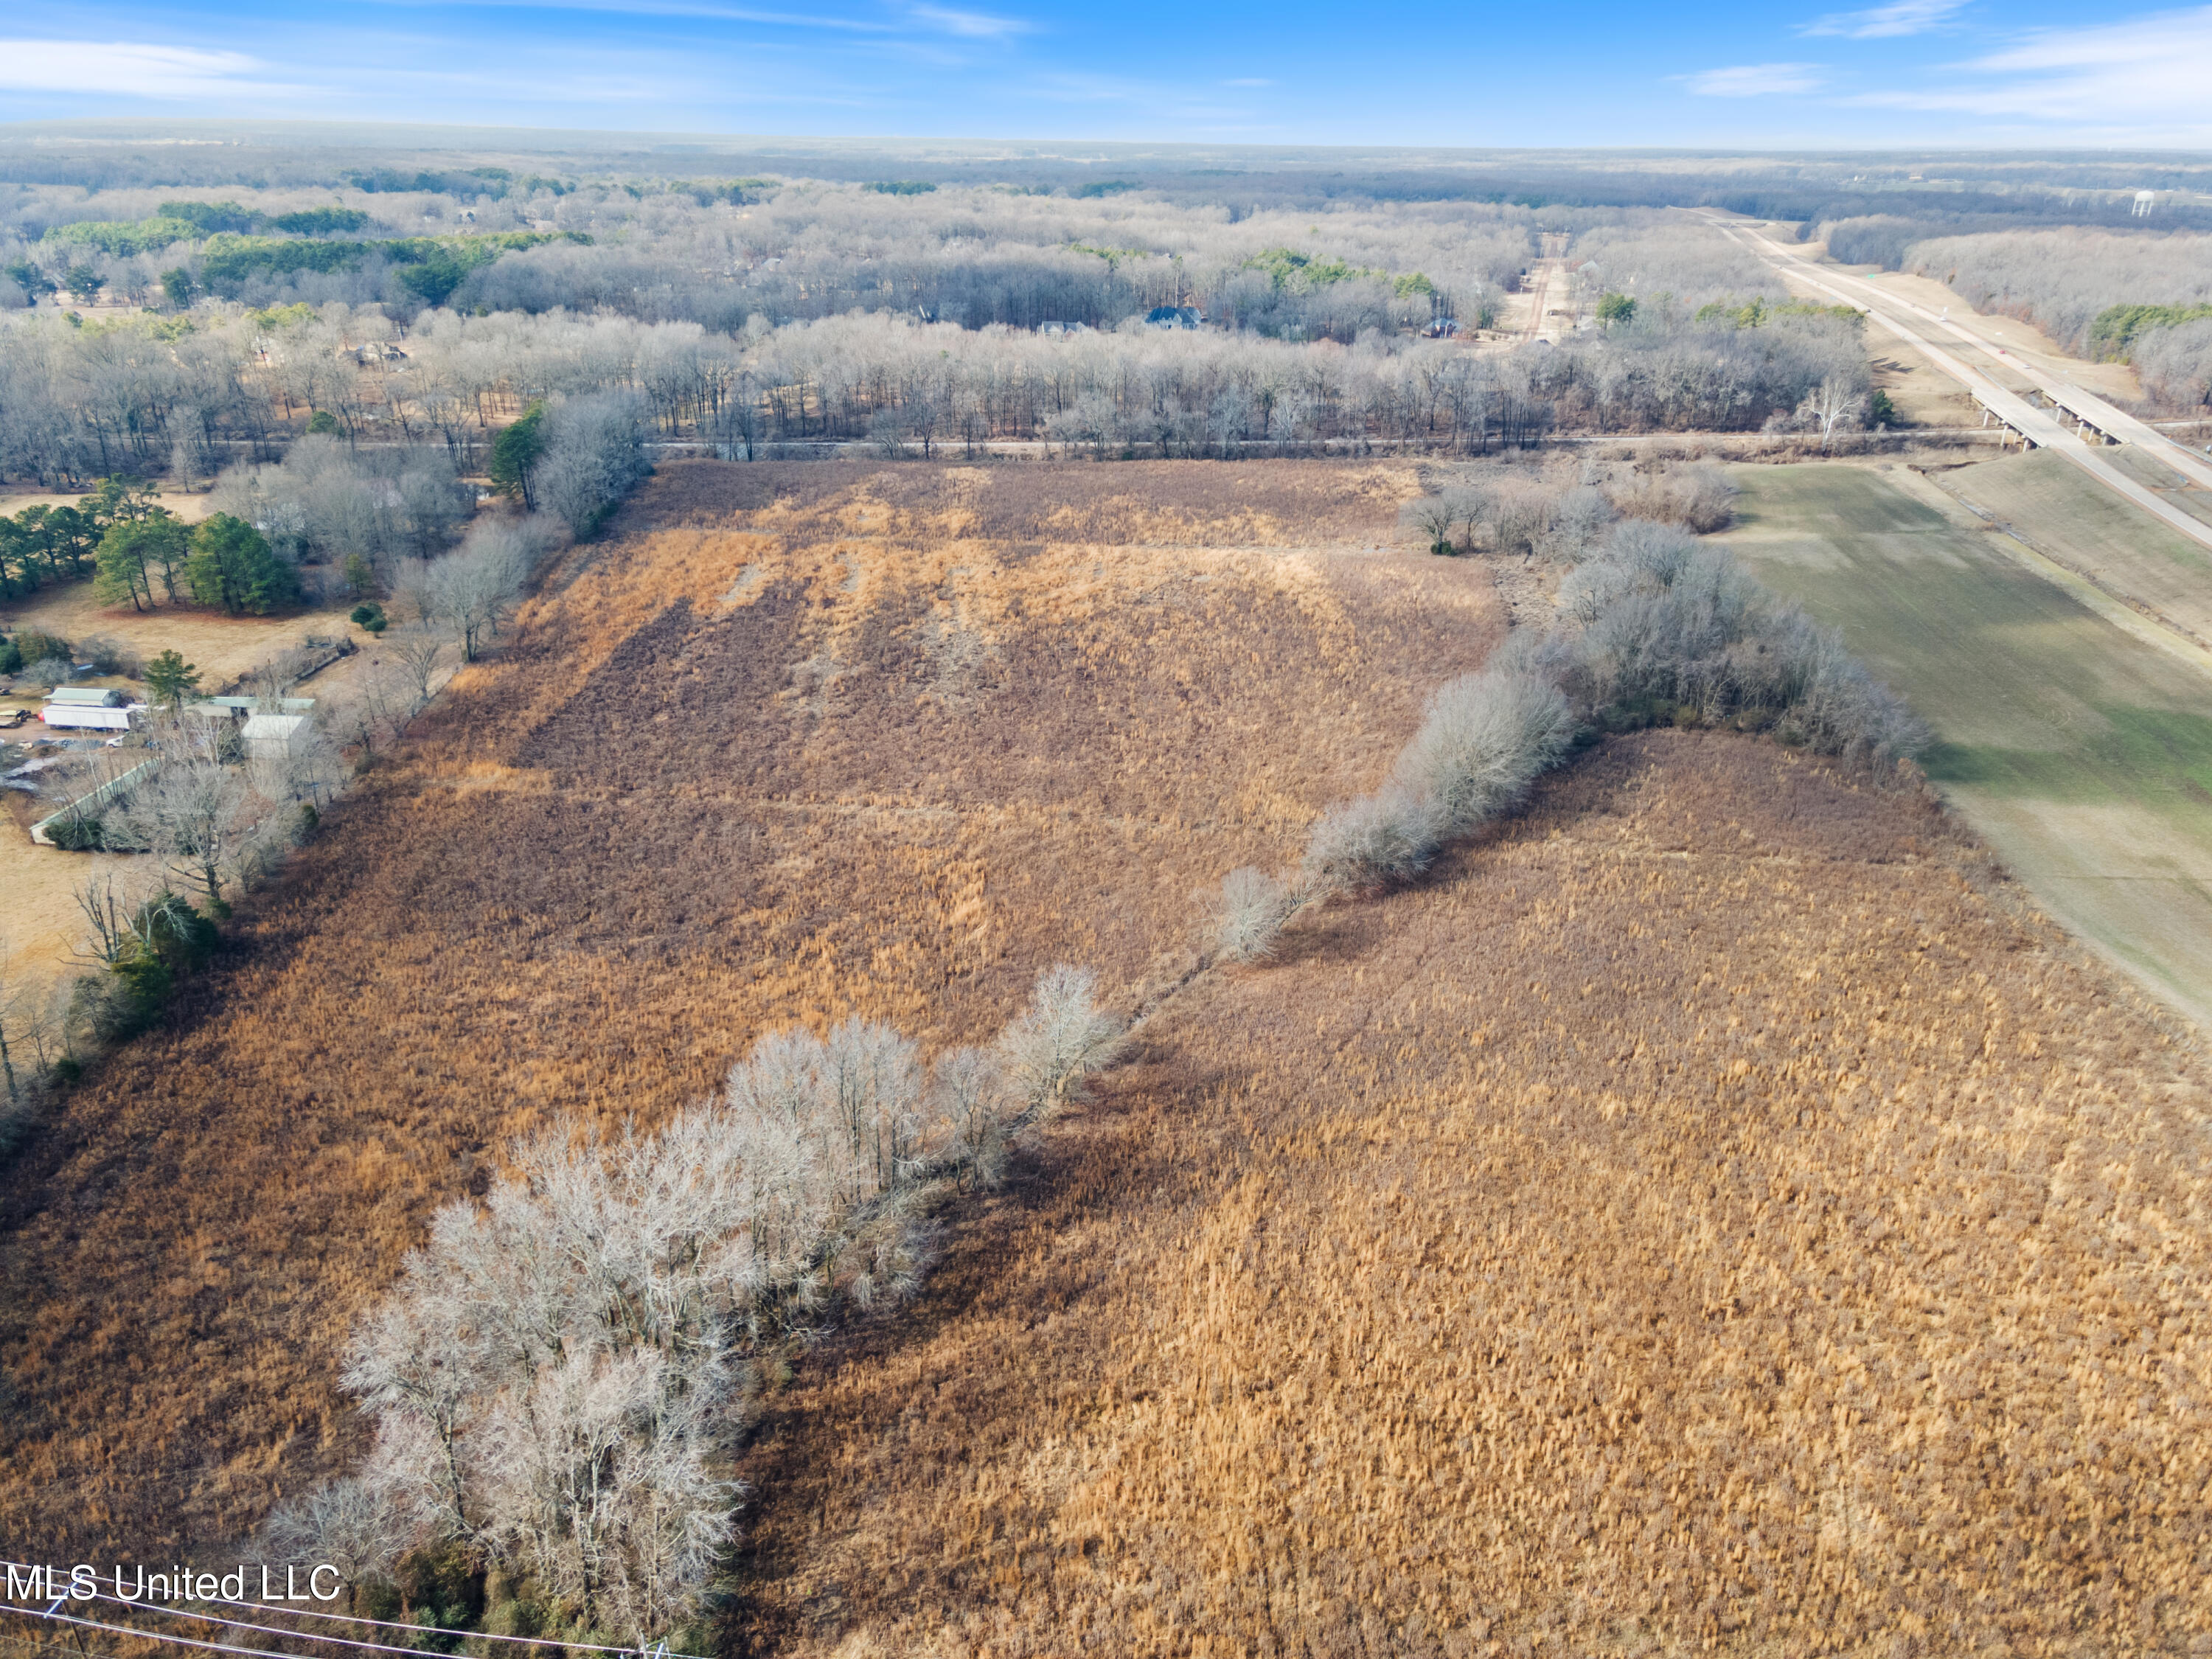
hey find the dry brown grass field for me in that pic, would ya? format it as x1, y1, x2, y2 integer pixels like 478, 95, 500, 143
0, 457, 1478, 1556
3, 459, 2208, 1658
727, 733, 2212, 1658
0, 579, 353, 705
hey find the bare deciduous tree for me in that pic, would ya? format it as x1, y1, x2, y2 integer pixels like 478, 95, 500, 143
1390, 668, 1577, 838
1802, 375, 1865, 451
69, 863, 153, 967
108, 757, 254, 909
1399, 494, 1460, 554
535, 391, 650, 535
998, 964, 1127, 1113
0, 938, 27, 1110
389, 623, 451, 713
1301, 785, 1441, 891
931, 1046, 1010, 1189
1214, 866, 1297, 963
261, 1474, 417, 1585
1541, 484, 1618, 561
428, 528, 532, 661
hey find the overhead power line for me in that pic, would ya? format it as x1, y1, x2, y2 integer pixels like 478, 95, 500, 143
0, 1599, 324, 1659
21, 1586, 485, 1659
0, 1565, 703, 1659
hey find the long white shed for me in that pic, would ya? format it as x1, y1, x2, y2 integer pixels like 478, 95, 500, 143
39, 705, 131, 731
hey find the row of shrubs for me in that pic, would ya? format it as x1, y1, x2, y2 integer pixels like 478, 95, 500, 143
1215, 516, 1925, 960
269, 965, 1128, 1641
1, 627, 143, 683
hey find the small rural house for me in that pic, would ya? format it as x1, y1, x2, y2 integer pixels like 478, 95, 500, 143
47, 686, 123, 707
1144, 305, 1203, 330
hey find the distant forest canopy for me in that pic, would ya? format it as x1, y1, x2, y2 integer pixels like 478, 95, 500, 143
4, 171, 1536, 337
2, 127, 2210, 223
1, 133, 2207, 499
0, 186, 1884, 495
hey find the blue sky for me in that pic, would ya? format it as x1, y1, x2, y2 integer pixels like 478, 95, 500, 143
1, 0, 2208, 148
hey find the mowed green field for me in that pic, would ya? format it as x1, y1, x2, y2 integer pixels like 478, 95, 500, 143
1723, 462, 2212, 1026
1958, 448, 2212, 636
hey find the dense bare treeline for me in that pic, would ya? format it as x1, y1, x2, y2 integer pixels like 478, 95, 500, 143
0, 309, 280, 482
273, 964, 1125, 1639
5, 181, 1531, 338
0, 293, 1871, 495
735, 307, 1866, 453
1806, 220, 2212, 408
1566, 220, 1787, 313
1902, 228, 2212, 352
461, 188, 1532, 339
0, 179, 1902, 502
2134, 318, 2212, 411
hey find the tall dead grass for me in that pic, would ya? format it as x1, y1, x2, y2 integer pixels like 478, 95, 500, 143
726, 733, 2212, 1658
7, 460, 2207, 1658
0, 459, 1487, 1562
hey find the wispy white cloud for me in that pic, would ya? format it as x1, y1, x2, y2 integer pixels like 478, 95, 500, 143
0, 38, 300, 98
358, 0, 899, 32
1025, 69, 1158, 102
1682, 61, 1826, 96
1801, 0, 1966, 38
1849, 2, 2212, 130
906, 3, 1031, 38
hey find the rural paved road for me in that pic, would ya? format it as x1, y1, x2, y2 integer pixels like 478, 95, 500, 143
1701, 212, 2212, 560
1514, 230, 1574, 345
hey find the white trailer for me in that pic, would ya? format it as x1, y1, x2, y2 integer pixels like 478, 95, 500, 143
38, 705, 131, 731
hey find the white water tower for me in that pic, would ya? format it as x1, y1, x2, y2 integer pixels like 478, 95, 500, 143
2133, 190, 2157, 218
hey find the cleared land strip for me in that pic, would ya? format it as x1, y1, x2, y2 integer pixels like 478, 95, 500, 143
1723, 462, 2212, 1027
1915, 456, 2212, 659
1701, 214, 2212, 564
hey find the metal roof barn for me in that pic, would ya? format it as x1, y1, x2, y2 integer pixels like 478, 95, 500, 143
195, 695, 316, 713
242, 712, 313, 760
